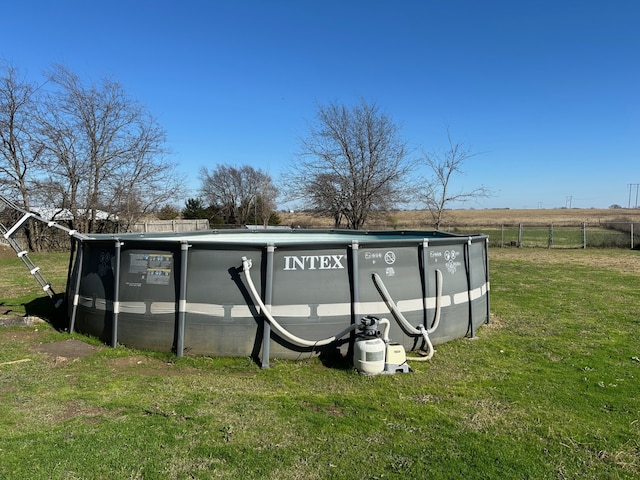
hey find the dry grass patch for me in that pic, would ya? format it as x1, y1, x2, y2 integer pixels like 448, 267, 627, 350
490, 247, 640, 275
464, 398, 513, 433
280, 208, 640, 229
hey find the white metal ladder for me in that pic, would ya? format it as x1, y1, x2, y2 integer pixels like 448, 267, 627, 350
0, 195, 88, 308
0, 220, 59, 303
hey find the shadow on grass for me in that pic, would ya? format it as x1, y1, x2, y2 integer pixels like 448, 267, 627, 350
24, 294, 68, 331
318, 347, 354, 370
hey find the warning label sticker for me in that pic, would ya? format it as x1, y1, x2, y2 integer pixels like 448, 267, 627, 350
129, 253, 173, 285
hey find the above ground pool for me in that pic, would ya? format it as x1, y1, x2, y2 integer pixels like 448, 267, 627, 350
65, 228, 490, 366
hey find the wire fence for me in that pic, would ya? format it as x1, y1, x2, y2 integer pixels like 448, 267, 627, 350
443, 222, 638, 249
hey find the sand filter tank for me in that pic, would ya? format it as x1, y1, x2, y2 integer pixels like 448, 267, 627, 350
353, 316, 410, 375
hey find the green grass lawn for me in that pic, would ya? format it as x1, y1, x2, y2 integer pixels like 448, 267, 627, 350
1, 247, 639, 479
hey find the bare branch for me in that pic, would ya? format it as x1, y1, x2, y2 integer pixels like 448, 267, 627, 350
0, 62, 47, 249
286, 99, 413, 229
35, 65, 180, 233
421, 128, 491, 228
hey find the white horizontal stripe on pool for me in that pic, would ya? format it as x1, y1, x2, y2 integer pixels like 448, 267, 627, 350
452, 285, 486, 304
359, 301, 389, 316
271, 304, 311, 317
78, 295, 94, 308
80, 282, 488, 317
469, 286, 484, 301
150, 302, 176, 315
315, 302, 351, 316
94, 298, 113, 311
119, 302, 146, 314
186, 303, 225, 316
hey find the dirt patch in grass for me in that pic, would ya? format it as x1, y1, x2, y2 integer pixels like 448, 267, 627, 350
302, 400, 346, 417
0, 315, 47, 327
58, 400, 116, 423
31, 338, 101, 363
0, 245, 16, 259
0, 324, 48, 344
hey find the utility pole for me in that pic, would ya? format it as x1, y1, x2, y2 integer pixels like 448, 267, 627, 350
565, 196, 573, 209
628, 184, 640, 208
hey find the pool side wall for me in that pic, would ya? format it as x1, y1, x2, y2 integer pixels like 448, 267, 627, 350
69, 230, 490, 359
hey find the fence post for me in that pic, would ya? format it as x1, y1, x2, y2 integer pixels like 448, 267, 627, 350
548, 223, 553, 249
518, 223, 523, 248
582, 222, 587, 249
632, 222, 635, 250
501, 224, 504, 248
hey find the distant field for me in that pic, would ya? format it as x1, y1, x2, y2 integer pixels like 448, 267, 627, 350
280, 208, 640, 229
278, 208, 640, 249
279, 208, 640, 229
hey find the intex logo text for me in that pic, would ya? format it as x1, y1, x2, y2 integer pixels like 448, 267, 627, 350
283, 255, 345, 271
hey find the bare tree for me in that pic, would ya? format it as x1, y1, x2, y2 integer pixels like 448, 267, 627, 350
0, 63, 45, 249
254, 180, 279, 227
199, 164, 277, 226
306, 173, 349, 227
35, 65, 180, 233
288, 99, 412, 230
104, 116, 184, 231
422, 128, 490, 229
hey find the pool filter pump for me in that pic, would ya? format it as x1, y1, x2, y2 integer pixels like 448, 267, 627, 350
353, 316, 411, 375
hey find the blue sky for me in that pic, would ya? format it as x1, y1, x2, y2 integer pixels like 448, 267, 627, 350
2, 0, 638, 209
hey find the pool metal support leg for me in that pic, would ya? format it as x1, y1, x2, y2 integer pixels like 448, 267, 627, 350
68, 241, 84, 334
64, 236, 77, 306
176, 242, 190, 357
465, 238, 476, 339
261, 244, 275, 368
351, 240, 360, 320
112, 240, 122, 348
348, 240, 360, 359
421, 239, 429, 328
484, 237, 491, 325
